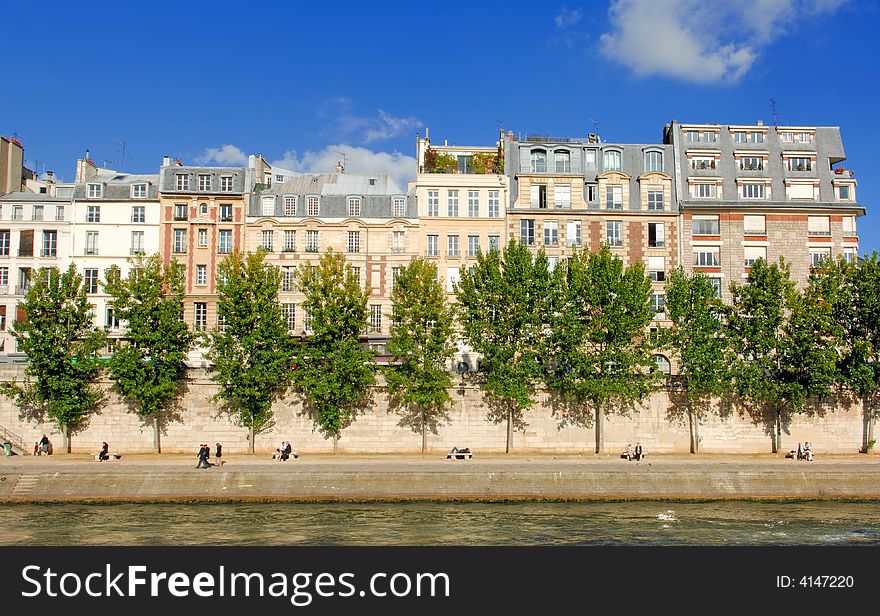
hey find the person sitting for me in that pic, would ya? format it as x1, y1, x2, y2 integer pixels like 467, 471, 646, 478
621, 444, 633, 460
634, 442, 644, 461
98, 442, 110, 462
804, 442, 814, 462
797, 442, 803, 461
280, 441, 292, 461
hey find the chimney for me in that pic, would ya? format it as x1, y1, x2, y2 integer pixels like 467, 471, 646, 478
162, 156, 171, 167
335, 160, 344, 174
757, 120, 764, 126
45, 170, 55, 183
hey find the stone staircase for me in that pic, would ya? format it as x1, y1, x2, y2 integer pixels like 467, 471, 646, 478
0, 424, 28, 455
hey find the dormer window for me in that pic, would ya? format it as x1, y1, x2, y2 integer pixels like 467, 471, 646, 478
603, 149, 622, 171
554, 150, 571, 173
369, 178, 377, 186
131, 183, 147, 199
644, 150, 663, 172
220, 176, 234, 192
733, 130, 764, 144
530, 149, 547, 173
348, 197, 361, 217
87, 183, 103, 199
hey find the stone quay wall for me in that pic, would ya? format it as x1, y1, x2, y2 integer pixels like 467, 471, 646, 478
0, 366, 872, 455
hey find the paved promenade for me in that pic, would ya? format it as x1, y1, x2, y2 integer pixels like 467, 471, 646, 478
0, 453, 878, 501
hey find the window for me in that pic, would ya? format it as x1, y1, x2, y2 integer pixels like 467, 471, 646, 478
810, 248, 831, 267
543, 221, 558, 246
284, 196, 297, 216
261, 196, 275, 216
786, 182, 815, 200
196, 265, 207, 286
12, 206, 22, 220
530, 149, 547, 173
85, 231, 99, 255
741, 183, 765, 199
306, 196, 319, 217
0, 267, 7, 286
281, 267, 295, 292
348, 265, 361, 286
488, 235, 500, 252
130, 231, 144, 255
606, 185, 623, 210
220, 203, 233, 221
347, 231, 361, 253
305, 230, 319, 252
844, 248, 857, 264
447, 235, 459, 257
87, 183, 103, 199
194, 302, 207, 331
274, 174, 285, 184
606, 221, 622, 247
87, 205, 101, 222
426, 190, 439, 217
709, 278, 722, 298
779, 131, 814, 144
651, 293, 666, 314
653, 354, 671, 373
218, 230, 232, 253
692, 183, 716, 199
131, 205, 145, 223
18, 230, 33, 257
566, 221, 582, 247
743, 215, 766, 235
585, 149, 597, 171
369, 305, 382, 333
787, 157, 812, 171
447, 190, 459, 217
106, 308, 120, 330
32, 206, 43, 221
603, 150, 622, 171
690, 157, 715, 170
467, 191, 479, 217
648, 256, 665, 282
0, 230, 8, 256
200, 202, 208, 215
347, 197, 361, 217
84, 269, 99, 294
198, 175, 211, 191
446, 266, 460, 293
837, 185, 852, 201
739, 156, 764, 171
692, 217, 720, 235
55, 205, 65, 221
41, 231, 57, 257
648, 222, 664, 248
393, 197, 406, 217
530, 185, 547, 208
173, 229, 186, 253
283, 230, 296, 252
842, 216, 856, 236
468, 235, 480, 257
744, 246, 766, 267
554, 151, 571, 173
282, 304, 295, 332
260, 230, 274, 252
554, 185, 571, 208
647, 190, 664, 211
176, 174, 189, 191
694, 248, 719, 266
520, 220, 535, 245
733, 131, 764, 143
173, 203, 187, 221
644, 151, 663, 172
686, 130, 717, 143
392, 230, 405, 252
390, 267, 401, 292
488, 191, 500, 218
198, 228, 208, 247
587, 184, 597, 202
457, 156, 473, 174
220, 176, 233, 192
808, 216, 831, 236
426, 234, 439, 257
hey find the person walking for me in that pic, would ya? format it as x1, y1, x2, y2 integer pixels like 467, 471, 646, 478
196, 444, 210, 469
39, 434, 50, 456
215, 443, 223, 467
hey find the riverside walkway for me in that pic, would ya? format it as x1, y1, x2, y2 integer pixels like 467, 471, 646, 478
0, 453, 878, 502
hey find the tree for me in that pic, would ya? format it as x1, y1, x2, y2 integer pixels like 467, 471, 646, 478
810, 252, 880, 452
205, 250, 292, 453
0, 264, 107, 452
294, 249, 375, 451
104, 255, 193, 453
727, 258, 837, 453
455, 240, 552, 452
664, 268, 730, 453
384, 258, 456, 453
546, 246, 657, 453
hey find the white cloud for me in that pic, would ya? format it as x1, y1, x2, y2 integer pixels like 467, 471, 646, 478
196, 144, 248, 165
319, 98, 421, 143
272, 144, 417, 188
599, 0, 846, 83
364, 110, 421, 143
555, 7, 583, 29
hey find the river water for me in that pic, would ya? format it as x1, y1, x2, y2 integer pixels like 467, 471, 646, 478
2, 501, 880, 545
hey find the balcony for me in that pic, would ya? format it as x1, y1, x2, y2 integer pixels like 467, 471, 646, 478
282, 246, 296, 253
14, 285, 29, 295
0, 285, 7, 295
17, 249, 33, 257
130, 248, 145, 256
40, 249, 57, 258
807, 230, 832, 237
391, 246, 407, 253
305, 245, 319, 253
261, 246, 274, 252
85, 248, 99, 255
447, 250, 460, 258
219, 215, 233, 222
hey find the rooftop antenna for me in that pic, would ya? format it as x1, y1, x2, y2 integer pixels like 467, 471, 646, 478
770, 99, 778, 127
590, 118, 600, 141
11, 129, 25, 142
334, 150, 346, 172
117, 138, 132, 170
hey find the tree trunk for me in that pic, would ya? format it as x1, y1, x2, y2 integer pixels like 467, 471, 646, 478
62, 423, 70, 454
862, 397, 874, 454
248, 425, 254, 454
594, 407, 604, 454
505, 405, 513, 454
153, 415, 161, 454
687, 405, 698, 454
773, 407, 781, 454
333, 433, 339, 454
421, 411, 427, 455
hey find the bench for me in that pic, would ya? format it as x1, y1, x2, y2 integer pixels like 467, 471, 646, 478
95, 453, 122, 461
446, 451, 473, 460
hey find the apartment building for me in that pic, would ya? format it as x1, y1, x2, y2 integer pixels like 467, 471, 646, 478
410, 132, 509, 296
0, 136, 25, 196
503, 132, 679, 329
158, 159, 249, 350
71, 159, 160, 343
666, 120, 864, 302
248, 169, 416, 354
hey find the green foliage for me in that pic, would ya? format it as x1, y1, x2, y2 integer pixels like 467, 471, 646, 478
384, 259, 456, 449
294, 250, 375, 439
423, 146, 457, 173
546, 246, 658, 429
0, 264, 107, 438
471, 152, 501, 174
104, 255, 193, 441
664, 267, 729, 407
455, 240, 553, 448
205, 250, 292, 438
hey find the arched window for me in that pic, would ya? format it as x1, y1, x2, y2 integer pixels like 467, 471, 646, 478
199, 202, 208, 215
554, 150, 571, 173
530, 149, 547, 173
644, 150, 663, 172
653, 354, 671, 374
603, 149, 622, 171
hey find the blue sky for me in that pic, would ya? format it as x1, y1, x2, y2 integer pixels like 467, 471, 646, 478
4, 0, 879, 249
